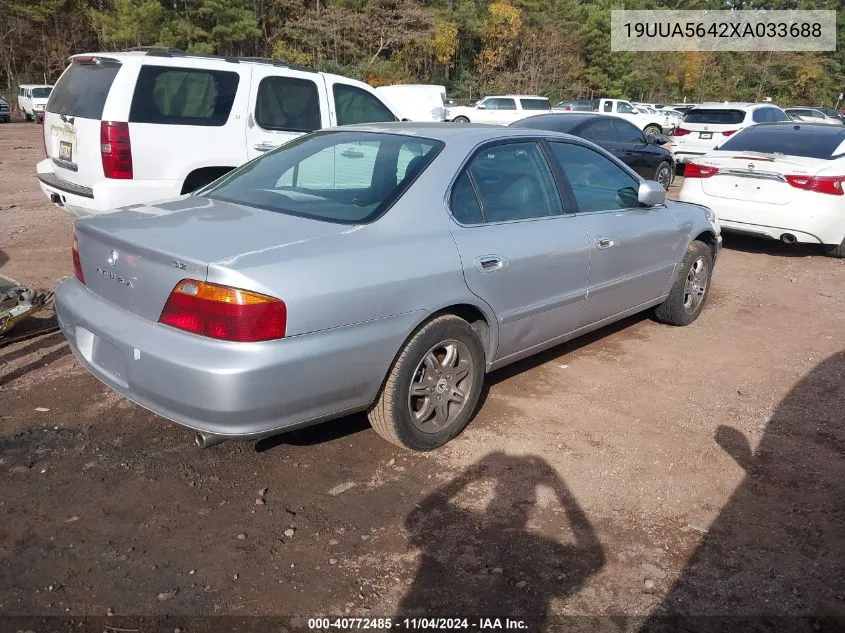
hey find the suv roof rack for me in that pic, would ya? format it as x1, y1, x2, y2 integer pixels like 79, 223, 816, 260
119, 47, 316, 72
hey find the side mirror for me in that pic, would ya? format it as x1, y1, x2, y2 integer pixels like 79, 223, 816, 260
476, 104, 486, 110
638, 180, 666, 206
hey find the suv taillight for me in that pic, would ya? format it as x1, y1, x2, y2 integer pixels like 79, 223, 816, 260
684, 163, 719, 178
672, 127, 691, 137
100, 121, 133, 179
159, 280, 287, 342
721, 130, 738, 137
72, 234, 85, 284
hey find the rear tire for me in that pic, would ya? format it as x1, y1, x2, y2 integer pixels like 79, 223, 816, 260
825, 239, 845, 259
452, 116, 470, 123
654, 240, 713, 326
368, 315, 485, 451
24, 112, 32, 121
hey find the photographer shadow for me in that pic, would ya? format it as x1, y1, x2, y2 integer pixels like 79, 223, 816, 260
399, 452, 605, 626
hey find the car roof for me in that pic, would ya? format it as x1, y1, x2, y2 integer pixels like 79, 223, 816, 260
330, 122, 575, 143
483, 95, 548, 99
694, 102, 777, 110
517, 112, 628, 126
20, 84, 53, 88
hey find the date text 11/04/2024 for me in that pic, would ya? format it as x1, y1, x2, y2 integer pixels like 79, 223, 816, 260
307, 618, 529, 630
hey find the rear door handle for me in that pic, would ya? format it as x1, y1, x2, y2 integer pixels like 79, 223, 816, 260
596, 236, 615, 249
253, 142, 278, 152
474, 255, 505, 272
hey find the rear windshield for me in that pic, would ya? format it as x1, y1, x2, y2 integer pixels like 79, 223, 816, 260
719, 124, 845, 159
48, 61, 120, 119
32, 87, 52, 98
205, 131, 443, 224
130, 66, 239, 126
684, 109, 746, 125
521, 98, 551, 110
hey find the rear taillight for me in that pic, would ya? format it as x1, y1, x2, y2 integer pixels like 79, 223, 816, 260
159, 280, 286, 342
684, 163, 719, 178
72, 234, 85, 284
41, 115, 48, 157
785, 175, 845, 196
721, 130, 737, 137
100, 121, 133, 179
672, 127, 691, 137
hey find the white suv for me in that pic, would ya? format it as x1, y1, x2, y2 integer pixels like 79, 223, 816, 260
37, 50, 400, 217
670, 102, 790, 164
445, 95, 551, 125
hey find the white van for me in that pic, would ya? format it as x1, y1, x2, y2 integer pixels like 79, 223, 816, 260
375, 84, 447, 122
18, 84, 53, 122
36, 50, 400, 217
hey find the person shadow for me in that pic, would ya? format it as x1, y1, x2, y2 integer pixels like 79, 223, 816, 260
641, 350, 845, 633
398, 452, 605, 626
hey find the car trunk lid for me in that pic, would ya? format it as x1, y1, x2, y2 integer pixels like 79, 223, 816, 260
74, 196, 353, 321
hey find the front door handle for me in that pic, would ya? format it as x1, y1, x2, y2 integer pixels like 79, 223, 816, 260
474, 255, 505, 272
596, 236, 615, 249
253, 142, 278, 152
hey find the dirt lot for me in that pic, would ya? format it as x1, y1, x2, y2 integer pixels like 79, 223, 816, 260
1, 122, 843, 631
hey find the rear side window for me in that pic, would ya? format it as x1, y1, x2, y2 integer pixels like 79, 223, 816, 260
685, 109, 746, 125
333, 84, 396, 126
752, 107, 789, 123
520, 98, 550, 110
719, 125, 845, 159
129, 66, 239, 126
256, 76, 321, 132
48, 62, 120, 119
583, 118, 617, 142
612, 119, 646, 144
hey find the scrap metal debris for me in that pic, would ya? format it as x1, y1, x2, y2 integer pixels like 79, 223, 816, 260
0, 274, 56, 343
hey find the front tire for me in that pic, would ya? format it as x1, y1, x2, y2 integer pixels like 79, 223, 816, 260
644, 124, 662, 137
368, 315, 485, 451
654, 240, 713, 326
654, 161, 673, 190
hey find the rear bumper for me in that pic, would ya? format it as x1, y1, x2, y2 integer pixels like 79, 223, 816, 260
36, 159, 182, 218
679, 185, 845, 246
56, 278, 421, 439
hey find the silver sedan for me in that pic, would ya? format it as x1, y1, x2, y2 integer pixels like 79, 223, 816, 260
56, 123, 721, 451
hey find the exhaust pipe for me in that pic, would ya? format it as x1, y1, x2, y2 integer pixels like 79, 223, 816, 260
195, 431, 227, 449
780, 233, 797, 244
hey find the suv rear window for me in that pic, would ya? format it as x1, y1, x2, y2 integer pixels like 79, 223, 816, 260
720, 124, 845, 159
48, 61, 120, 119
684, 109, 745, 125
520, 98, 550, 110
129, 66, 239, 126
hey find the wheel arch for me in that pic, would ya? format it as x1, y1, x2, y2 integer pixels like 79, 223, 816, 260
181, 166, 236, 194
693, 230, 719, 261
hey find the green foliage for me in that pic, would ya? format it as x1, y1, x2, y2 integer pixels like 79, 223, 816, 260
2, 0, 843, 106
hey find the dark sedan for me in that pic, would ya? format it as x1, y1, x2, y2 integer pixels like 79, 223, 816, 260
512, 113, 675, 189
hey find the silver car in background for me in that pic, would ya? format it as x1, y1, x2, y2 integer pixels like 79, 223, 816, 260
56, 123, 721, 451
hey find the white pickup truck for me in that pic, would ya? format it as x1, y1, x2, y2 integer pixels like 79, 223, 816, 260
445, 95, 551, 125
593, 99, 666, 136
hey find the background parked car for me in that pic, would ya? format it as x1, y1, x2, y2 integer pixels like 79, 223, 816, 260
375, 84, 447, 122
57, 124, 719, 452
670, 102, 789, 164
784, 107, 843, 125
512, 112, 675, 189
18, 84, 53, 122
678, 122, 845, 258
0, 96, 10, 122
36, 49, 399, 217
446, 95, 551, 124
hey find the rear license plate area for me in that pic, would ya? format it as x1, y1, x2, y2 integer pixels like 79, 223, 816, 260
76, 326, 128, 388
699, 132, 712, 139
59, 141, 73, 163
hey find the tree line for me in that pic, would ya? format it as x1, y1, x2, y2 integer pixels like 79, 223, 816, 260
2, 0, 843, 106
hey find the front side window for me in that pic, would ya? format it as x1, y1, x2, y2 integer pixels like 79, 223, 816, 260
549, 142, 642, 213
455, 142, 562, 223
333, 84, 396, 126
129, 66, 239, 126
205, 131, 441, 224
256, 76, 321, 132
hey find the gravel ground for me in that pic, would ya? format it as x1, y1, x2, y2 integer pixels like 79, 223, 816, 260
1, 122, 843, 631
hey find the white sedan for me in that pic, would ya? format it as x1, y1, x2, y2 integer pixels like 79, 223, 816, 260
678, 122, 845, 258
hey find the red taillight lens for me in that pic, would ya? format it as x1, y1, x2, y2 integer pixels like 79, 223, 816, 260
100, 121, 133, 179
672, 127, 691, 137
684, 163, 719, 178
159, 280, 286, 342
72, 234, 85, 284
785, 175, 845, 196
721, 130, 737, 137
